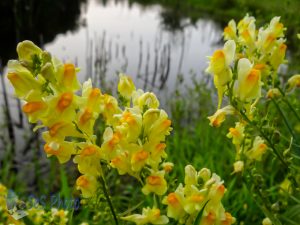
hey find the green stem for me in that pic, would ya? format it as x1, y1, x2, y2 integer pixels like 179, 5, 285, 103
277, 87, 300, 122
99, 175, 119, 225
271, 99, 296, 139
238, 108, 288, 168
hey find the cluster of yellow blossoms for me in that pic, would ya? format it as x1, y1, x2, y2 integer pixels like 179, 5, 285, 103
0, 183, 68, 225
7, 41, 235, 224
206, 15, 300, 172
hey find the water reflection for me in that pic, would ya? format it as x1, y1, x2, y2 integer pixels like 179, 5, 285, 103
45, 0, 222, 93
0, 0, 87, 65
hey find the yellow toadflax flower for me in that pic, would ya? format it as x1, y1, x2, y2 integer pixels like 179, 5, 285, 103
162, 184, 186, 221
73, 144, 102, 176
121, 207, 169, 225
224, 20, 237, 41
208, 105, 235, 127
286, 74, 300, 92
227, 122, 245, 146
76, 174, 98, 198
118, 74, 136, 99
142, 170, 167, 196
246, 136, 268, 161
235, 58, 262, 101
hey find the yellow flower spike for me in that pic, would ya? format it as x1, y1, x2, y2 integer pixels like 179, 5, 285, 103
233, 161, 244, 173
121, 207, 169, 225
43, 141, 75, 163
226, 122, 245, 146
162, 162, 174, 173
246, 136, 268, 161
7, 60, 44, 99
266, 88, 281, 99
22, 100, 48, 123
286, 74, 300, 92
16, 40, 42, 63
224, 20, 237, 41
76, 174, 98, 198
162, 184, 186, 220
236, 58, 262, 101
207, 105, 235, 127
142, 170, 167, 195
118, 74, 136, 99
131, 149, 149, 172
73, 144, 102, 176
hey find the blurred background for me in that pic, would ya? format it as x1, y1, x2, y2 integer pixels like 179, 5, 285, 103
1, 0, 300, 224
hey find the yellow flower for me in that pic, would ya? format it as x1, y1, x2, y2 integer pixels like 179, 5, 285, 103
162, 162, 174, 173
266, 88, 281, 99
142, 170, 167, 195
262, 217, 272, 225
43, 141, 75, 163
101, 127, 123, 160
238, 19, 256, 48
73, 144, 102, 176
137, 92, 160, 110
131, 149, 149, 172
118, 74, 136, 99
121, 207, 169, 225
269, 17, 285, 38
162, 184, 186, 220
208, 105, 235, 127
22, 100, 48, 123
184, 165, 198, 187
198, 168, 211, 182
145, 110, 172, 143
7, 60, 44, 99
286, 74, 300, 92
115, 109, 142, 142
76, 174, 98, 198
144, 142, 167, 169
55, 63, 81, 92
224, 20, 237, 41
270, 43, 287, 70
110, 152, 132, 175
184, 185, 207, 214
226, 122, 245, 146
101, 94, 121, 125
246, 136, 268, 161
236, 58, 262, 101
206, 40, 236, 75
233, 161, 244, 173
16, 40, 42, 64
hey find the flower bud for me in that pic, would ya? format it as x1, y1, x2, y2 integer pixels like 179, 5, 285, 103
198, 168, 211, 181
262, 217, 272, 225
233, 161, 244, 173
118, 74, 136, 99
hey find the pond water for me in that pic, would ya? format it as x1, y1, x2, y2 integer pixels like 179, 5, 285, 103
0, 0, 222, 165
44, 0, 222, 92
